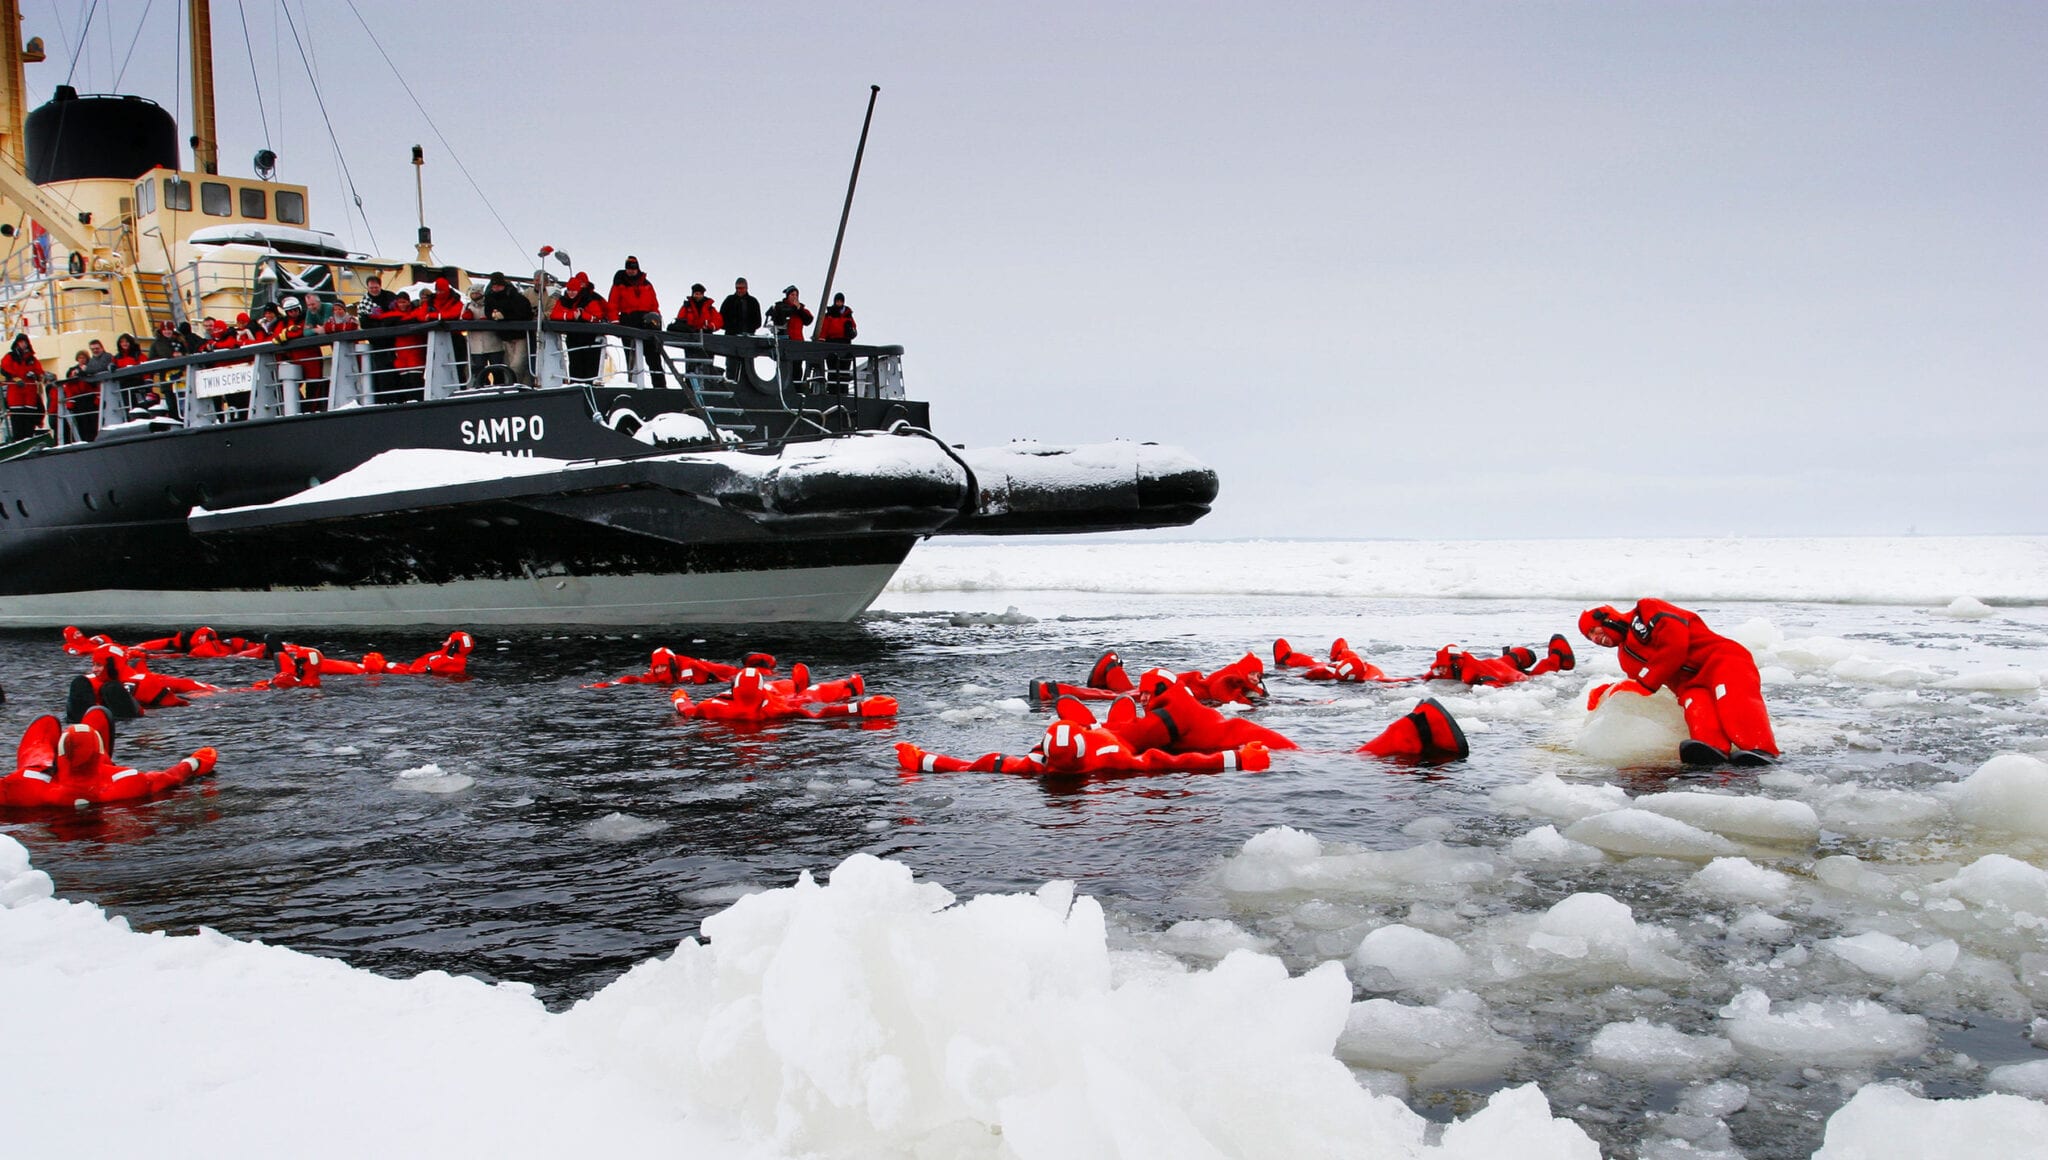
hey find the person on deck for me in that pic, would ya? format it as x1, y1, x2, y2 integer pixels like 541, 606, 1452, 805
377, 292, 426, 403
356, 274, 399, 390
718, 277, 763, 384
56, 362, 96, 442
607, 257, 665, 388
1579, 600, 1779, 766
668, 283, 722, 336
550, 272, 611, 382
817, 292, 857, 393
719, 277, 763, 336
481, 272, 535, 385
2, 334, 46, 443
274, 297, 327, 411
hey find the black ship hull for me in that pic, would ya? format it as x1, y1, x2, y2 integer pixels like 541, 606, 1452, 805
0, 387, 951, 627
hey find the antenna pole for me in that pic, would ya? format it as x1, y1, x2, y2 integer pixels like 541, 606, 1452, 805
187, 0, 218, 174
411, 144, 431, 263
813, 84, 878, 339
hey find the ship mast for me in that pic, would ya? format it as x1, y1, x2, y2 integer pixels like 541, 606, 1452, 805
0, 0, 45, 174
187, 0, 219, 174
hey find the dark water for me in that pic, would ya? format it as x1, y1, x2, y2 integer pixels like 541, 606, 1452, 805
5, 593, 2045, 1158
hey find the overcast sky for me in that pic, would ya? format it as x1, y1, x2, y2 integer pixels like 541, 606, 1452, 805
35, 1, 2045, 539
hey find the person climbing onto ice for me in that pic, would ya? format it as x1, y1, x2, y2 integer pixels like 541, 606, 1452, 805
2, 708, 217, 807
1579, 600, 1778, 766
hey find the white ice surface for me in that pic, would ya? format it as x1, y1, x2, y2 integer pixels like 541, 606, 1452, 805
0, 838, 1601, 1159
889, 536, 2048, 604
1814, 1084, 2048, 1160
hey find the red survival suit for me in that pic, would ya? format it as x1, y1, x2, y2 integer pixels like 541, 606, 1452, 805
587, 648, 780, 688
895, 697, 1271, 778
125, 627, 266, 659
1104, 671, 1297, 752
1579, 601, 1778, 761
1300, 638, 1400, 684
370, 631, 476, 677
1357, 698, 1470, 764
1030, 651, 1266, 706
672, 668, 895, 721
91, 647, 221, 709
1, 712, 218, 807
1422, 635, 1575, 687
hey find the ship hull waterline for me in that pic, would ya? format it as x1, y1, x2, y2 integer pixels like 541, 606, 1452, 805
0, 559, 908, 629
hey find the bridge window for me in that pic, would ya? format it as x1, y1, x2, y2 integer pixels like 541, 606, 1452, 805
276, 191, 306, 224
201, 182, 232, 216
240, 188, 267, 219
135, 180, 156, 215
164, 177, 192, 211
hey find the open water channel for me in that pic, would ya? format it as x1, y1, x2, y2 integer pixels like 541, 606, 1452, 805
5, 588, 2046, 1158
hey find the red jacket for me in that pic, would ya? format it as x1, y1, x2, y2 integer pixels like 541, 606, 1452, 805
607, 272, 659, 322
818, 305, 857, 342
378, 303, 427, 369
3, 350, 43, 407
551, 279, 612, 323
672, 298, 722, 332
275, 318, 323, 370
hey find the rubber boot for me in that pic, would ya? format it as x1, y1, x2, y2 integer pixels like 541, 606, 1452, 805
1728, 748, 1775, 768
1088, 650, 1133, 692
1679, 739, 1730, 766
1548, 634, 1575, 672
65, 675, 96, 724
1501, 645, 1538, 672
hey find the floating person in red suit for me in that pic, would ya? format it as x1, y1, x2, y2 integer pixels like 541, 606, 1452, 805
252, 647, 328, 689
1101, 672, 1297, 753
1421, 635, 1574, 686
122, 626, 268, 659
1300, 638, 1399, 683
367, 631, 477, 677
672, 668, 896, 722
1030, 651, 1266, 706
60, 625, 121, 655
1357, 698, 1470, 764
586, 648, 782, 688
895, 696, 1271, 778
1273, 638, 1322, 669
70, 648, 220, 717
1579, 601, 1778, 766
2, 709, 217, 808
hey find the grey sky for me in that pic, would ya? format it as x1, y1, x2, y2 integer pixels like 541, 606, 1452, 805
40, 1, 2044, 538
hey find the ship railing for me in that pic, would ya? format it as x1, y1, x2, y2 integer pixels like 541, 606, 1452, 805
53, 318, 910, 450
0, 266, 140, 336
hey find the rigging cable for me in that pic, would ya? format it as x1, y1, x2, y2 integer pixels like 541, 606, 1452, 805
44, 1, 74, 67
341, 0, 526, 262
234, 0, 271, 151
290, 0, 358, 251
277, 0, 378, 252
111, 0, 157, 91
61, 0, 97, 87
